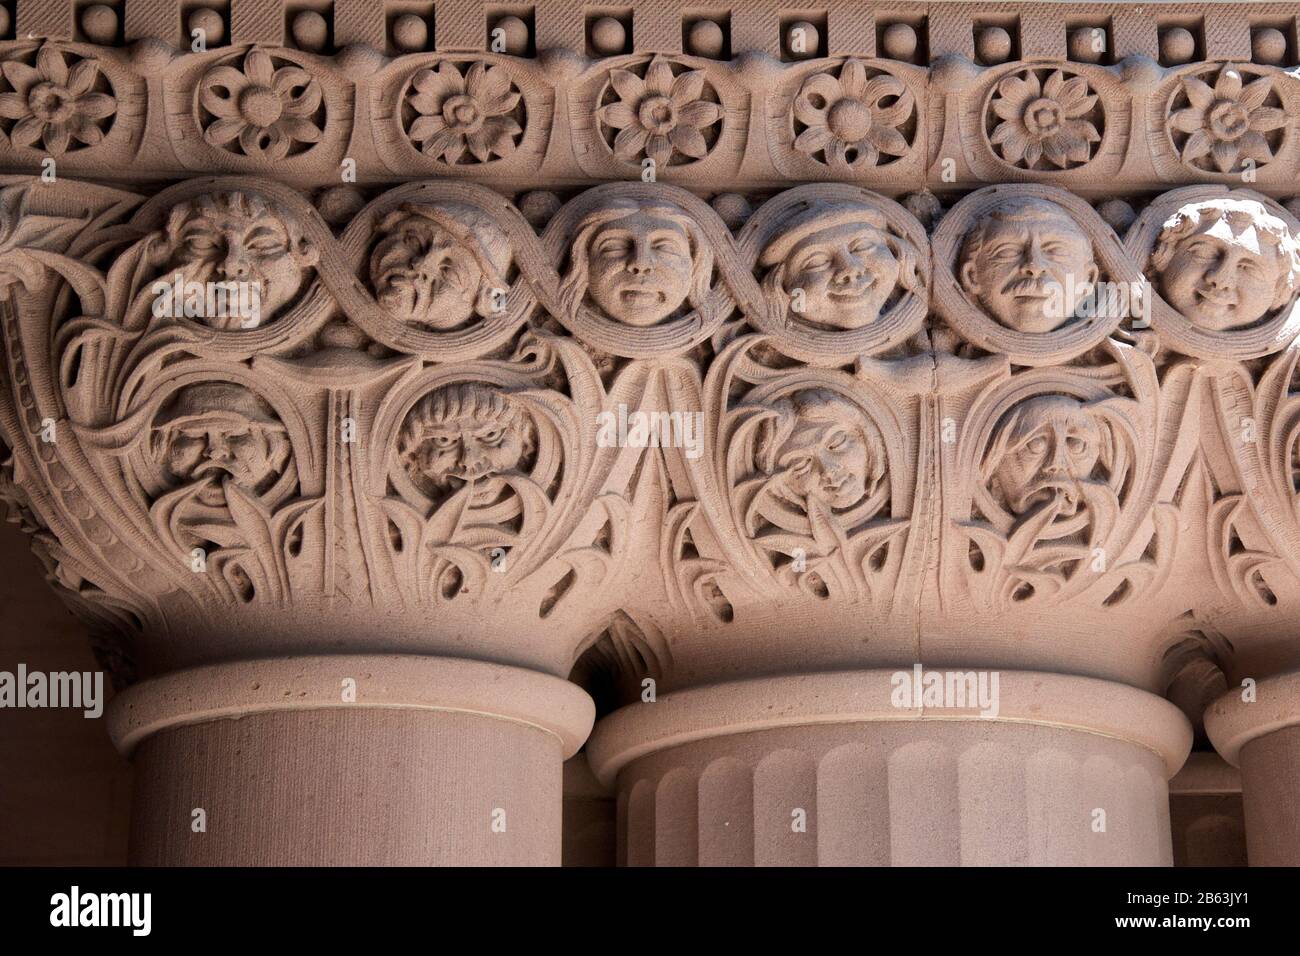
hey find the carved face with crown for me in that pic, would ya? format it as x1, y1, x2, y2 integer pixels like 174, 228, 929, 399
560, 199, 714, 328
959, 197, 1099, 334
753, 389, 884, 511
1149, 198, 1300, 331
760, 201, 918, 330
150, 383, 292, 508
984, 395, 1114, 520
397, 383, 537, 503
160, 191, 317, 330
369, 202, 513, 330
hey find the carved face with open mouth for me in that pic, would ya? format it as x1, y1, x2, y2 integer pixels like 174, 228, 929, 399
989, 395, 1104, 519
585, 210, 695, 327
164, 192, 315, 330
398, 383, 537, 501
152, 383, 291, 508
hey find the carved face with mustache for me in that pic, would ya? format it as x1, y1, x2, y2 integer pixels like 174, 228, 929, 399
960, 198, 1099, 334
988, 395, 1104, 519
152, 383, 291, 508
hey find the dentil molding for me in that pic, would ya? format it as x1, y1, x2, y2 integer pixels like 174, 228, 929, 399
0, 2, 1299, 728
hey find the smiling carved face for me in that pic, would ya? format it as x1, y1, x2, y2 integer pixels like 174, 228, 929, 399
757, 390, 879, 511
585, 212, 695, 327
1158, 218, 1286, 331
990, 396, 1104, 519
960, 201, 1098, 334
782, 222, 901, 329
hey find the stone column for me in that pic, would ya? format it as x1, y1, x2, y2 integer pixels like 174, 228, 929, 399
588, 670, 1190, 866
1205, 670, 1300, 866
109, 655, 593, 866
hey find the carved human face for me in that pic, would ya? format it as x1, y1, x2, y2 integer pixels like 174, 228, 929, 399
990, 397, 1103, 518
782, 222, 900, 329
585, 212, 694, 327
370, 214, 485, 329
1157, 218, 1286, 331
154, 386, 290, 508
170, 200, 308, 329
765, 394, 873, 510
961, 206, 1098, 334
398, 385, 535, 498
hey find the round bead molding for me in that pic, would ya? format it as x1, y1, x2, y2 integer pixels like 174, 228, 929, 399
586, 669, 1193, 785
107, 654, 596, 758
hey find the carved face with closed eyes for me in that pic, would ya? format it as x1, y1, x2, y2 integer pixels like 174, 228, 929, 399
560, 200, 714, 329
163, 192, 316, 329
1149, 199, 1300, 331
368, 202, 514, 330
397, 383, 537, 502
754, 389, 885, 511
959, 197, 1099, 334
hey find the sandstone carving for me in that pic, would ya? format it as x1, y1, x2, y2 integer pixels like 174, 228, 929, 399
958, 196, 1099, 334
759, 198, 920, 331
562, 197, 710, 329
597, 57, 722, 167
1167, 63, 1285, 174
790, 58, 914, 170
5, 1, 1300, 870
987, 68, 1102, 170
199, 47, 324, 160
1147, 197, 1300, 331
368, 201, 513, 330
404, 60, 524, 165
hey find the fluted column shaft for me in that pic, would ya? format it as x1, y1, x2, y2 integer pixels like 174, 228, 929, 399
588, 670, 1190, 866
1206, 670, 1300, 866
109, 655, 594, 866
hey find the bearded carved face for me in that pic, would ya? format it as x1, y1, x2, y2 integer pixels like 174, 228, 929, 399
774, 222, 902, 330
164, 193, 315, 330
151, 384, 292, 508
397, 383, 537, 500
368, 204, 512, 330
1152, 202, 1299, 331
581, 210, 698, 327
960, 199, 1099, 334
755, 389, 882, 510
987, 396, 1106, 519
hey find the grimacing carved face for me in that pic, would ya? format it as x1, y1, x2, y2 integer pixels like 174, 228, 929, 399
989, 396, 1104, 519
781, 222, 901, 329
369, 211, 490, 330
166, 194, 313, 330
398, 384, 536, 497
960, 200, 1099, 334
758, 390, 876, 510
585, 211, 695, 327
152, 384, 291, 508
1154, 206, 1294, 331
